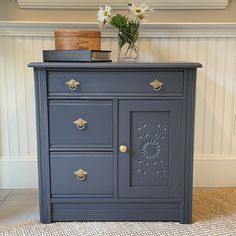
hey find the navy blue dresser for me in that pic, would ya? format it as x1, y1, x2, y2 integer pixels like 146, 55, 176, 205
29, 62, 201, 224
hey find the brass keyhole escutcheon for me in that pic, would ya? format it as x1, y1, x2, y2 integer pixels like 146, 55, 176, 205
119, 145, 128, 153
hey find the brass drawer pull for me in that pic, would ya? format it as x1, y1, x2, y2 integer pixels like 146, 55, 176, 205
65, 79, 80, 91
74, 169, 88, 181
149, 79, 163, 92
119, 145, 128, 153
73, 118, 88, 130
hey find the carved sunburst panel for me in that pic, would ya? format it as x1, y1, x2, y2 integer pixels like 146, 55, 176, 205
130, 111, 170, 186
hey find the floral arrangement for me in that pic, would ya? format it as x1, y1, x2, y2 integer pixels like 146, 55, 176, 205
97, 1, 153, 60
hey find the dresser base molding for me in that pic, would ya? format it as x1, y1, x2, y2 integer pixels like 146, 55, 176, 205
51, 202, 181, 223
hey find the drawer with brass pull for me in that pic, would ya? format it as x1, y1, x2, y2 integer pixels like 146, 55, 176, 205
47, 70, 184, 96
48, 100, 113, 149
50, 152, 113, 196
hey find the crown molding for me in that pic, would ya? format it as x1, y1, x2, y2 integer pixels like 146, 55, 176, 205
17, 0, 229, 9
1, 21, 236, 37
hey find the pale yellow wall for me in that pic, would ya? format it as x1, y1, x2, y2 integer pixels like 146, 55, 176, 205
0, 0, 236, 22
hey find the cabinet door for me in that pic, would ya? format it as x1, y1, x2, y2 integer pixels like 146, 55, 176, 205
119, 100, 183, 198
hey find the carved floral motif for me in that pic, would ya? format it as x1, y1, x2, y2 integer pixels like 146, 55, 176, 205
136, 122, 167, 178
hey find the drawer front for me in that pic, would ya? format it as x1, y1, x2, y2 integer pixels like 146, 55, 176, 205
50, 152, 113, 196
49, 100, 112, 148
47, 70, 183, 96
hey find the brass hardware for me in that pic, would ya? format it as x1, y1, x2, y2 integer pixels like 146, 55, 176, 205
74, 169, 88, 181
149, 79, 163, 91
119, 145, 128, 153
73, 118, 88, 130
65, 79, 80, 91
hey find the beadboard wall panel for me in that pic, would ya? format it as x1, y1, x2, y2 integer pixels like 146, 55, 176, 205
0, 28, 236, 188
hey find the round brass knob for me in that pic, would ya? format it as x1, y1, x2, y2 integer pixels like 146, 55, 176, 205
119, 145, 128, 153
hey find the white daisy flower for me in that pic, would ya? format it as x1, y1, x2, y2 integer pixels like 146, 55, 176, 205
140, 3, 152, 12
97, 5, 112, 22
129, 2, 152, 21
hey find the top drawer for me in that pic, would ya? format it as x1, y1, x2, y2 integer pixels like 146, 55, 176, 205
47, 70, 184, 97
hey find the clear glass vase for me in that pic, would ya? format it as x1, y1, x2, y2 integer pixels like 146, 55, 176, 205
118, 29, 139, 62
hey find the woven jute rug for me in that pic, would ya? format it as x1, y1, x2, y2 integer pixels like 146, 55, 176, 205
0, 189, 236, 236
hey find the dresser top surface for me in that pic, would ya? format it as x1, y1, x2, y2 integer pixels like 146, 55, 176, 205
29, 61, 202, 69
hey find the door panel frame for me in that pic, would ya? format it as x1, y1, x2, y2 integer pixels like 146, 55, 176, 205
118, 100, 183, 198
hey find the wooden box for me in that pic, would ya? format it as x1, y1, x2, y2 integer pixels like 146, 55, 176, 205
54, 30, 101, 50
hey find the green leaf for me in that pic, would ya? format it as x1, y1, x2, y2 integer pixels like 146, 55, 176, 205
110, 14, 128, 29
118, 21, 139, 50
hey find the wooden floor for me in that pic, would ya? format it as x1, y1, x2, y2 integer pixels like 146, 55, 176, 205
0, 189, 39, 225
0, 188, 235, 225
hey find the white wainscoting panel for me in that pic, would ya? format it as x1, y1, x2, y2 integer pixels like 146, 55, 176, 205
0, 23, 236, 188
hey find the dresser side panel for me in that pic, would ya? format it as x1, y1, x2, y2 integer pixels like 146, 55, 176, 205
34, 68, 51, 223
180, 69, 197, 224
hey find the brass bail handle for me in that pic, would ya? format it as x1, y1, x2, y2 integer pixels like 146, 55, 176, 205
73, 118, 88, 130
149, 79, 164, 92
74, 169, 88, 181
66, 79, 80, 91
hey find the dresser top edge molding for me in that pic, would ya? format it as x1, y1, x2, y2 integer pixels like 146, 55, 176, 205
28, 62, 202, 69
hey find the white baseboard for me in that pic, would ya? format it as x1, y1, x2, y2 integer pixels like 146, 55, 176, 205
193, 155, 236, 187
0, 157, 38, 189
0, 155, 236, 189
